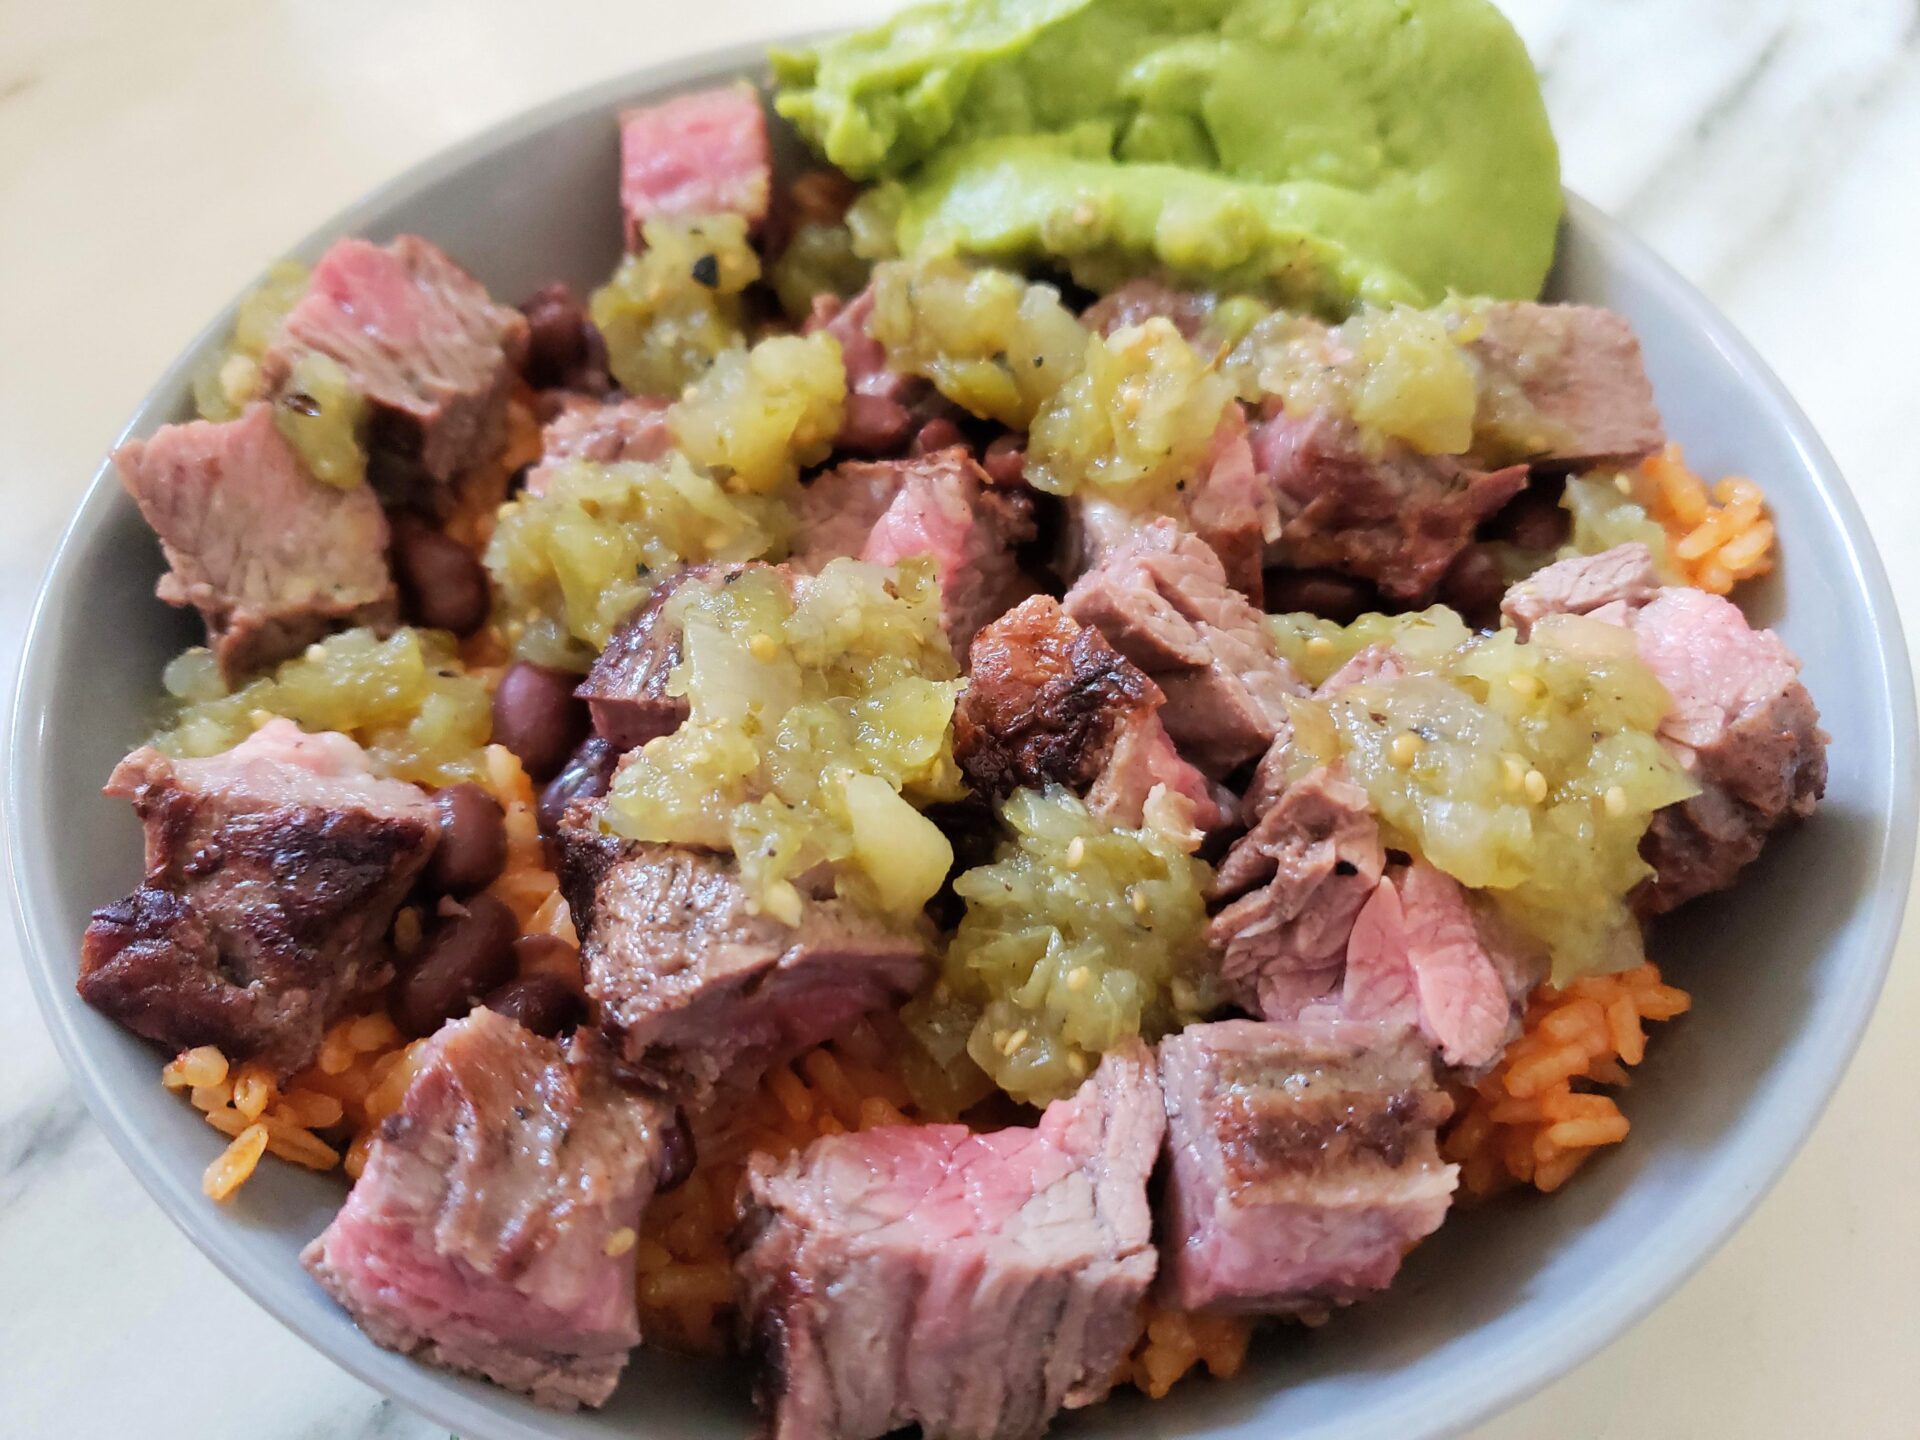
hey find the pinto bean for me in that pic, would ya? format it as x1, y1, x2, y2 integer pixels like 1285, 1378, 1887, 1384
909, 418, 965, 456
426, 783, 507, 896
537, 737, 619, 837
1486, 480, 1571, 553
1264, 569, 1381, 624
511, 932, 586, 990
655, 1109, 695, 1192
392, 893, 519, 1037
1438, 544, 1508, 630
492, 662, 588, 781
981, 434, 1026, 487
480, 974, 585, 1038
392, 518, 490, 635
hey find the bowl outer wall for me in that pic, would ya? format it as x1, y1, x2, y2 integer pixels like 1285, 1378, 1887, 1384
5, 35, 1914, 1440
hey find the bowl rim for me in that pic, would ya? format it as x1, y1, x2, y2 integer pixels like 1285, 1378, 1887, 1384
6, 33, 1915, 1440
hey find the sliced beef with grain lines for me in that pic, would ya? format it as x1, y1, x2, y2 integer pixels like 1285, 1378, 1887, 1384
790, 448, 1036, 656
558, 822, 929, 1102
955, 596, 1227, 835
805, 286, 924, 455
115, 403, 397, 683
264, 234, 528, 507
523, 394, 671, 497
618, 83, 771, 246
1206, 766, 1385, 1020
1465, 302, 1666, 467
1066, 519, 1303, 776
1499, 542, 1662, 640
303, 1008, 675, 1409
734, 1041, 1162, 1440
1157, 1019, 1456, 1317
78, 719, 435, 1076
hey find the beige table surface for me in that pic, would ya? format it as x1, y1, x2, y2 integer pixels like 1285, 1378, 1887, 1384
2, 1, 1917, 1436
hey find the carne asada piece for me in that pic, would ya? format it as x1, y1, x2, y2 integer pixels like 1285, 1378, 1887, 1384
264, 234, 528, 505
1066, 519, 1303, 776
1339, 861, 1534, 1071
790, 448, 1036, 655
1498, 546, 1828, 910
618, 83, 771, 247
114, 403, 397, 683
559, 826, 928, 1101
805, 287, 923, 455
1465, 301, 1666, 467
523, 394, 671, 496
303, 1009, 675, 1409
1250, 407, 1529, 601
955, 596, 1226, 834
735, 1041, 1162, 1440
1158, 1019, 1456, 1317
78, 720, 435, 1075
1207, 766, 1385, 1019
1500, 542, 1662, 640
574, 561, 768, 752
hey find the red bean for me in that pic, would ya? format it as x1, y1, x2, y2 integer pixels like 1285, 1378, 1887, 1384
391, 517, 490, 636
538, 737, 619, 837
656, 1109, 695, 1192
492, 662, 588, 781
392, 893, 519, 1037
1438, 544, 1508, 630
426, 783, 507, 896
480, 974, 585, 1038
511, 932, 586, 991
1265, 569, 1381, 624
1486, 481, 1570, 553
519, 282, 609, 393
909, 418, 965, 456
981, 434, 1026, 487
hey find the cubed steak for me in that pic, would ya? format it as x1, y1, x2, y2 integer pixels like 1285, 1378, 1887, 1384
523, 394, 671, 497
574, 561, 767, 752
734, 1041, 1163, 1440
1630, 586, 1828, 910
805, 287, 923, 455
114, 403, 397, 682
78, 720, 435, 1075
1066, 518, 1304, 776
1207, 766, 1385, 1019
1158, 1019, 1456, 1317
790, 448, 1036, 655
302, 1008, 675, 1409
619, 83, 771, 246
559, 828, 929, 1100
1497, 546, 1828, 910
1465, 302, 1666, 467
266, 234, 528, 502
1339, 861, 1535, 1071
956, 596, 1227, 835
1250, 407, 1529, 601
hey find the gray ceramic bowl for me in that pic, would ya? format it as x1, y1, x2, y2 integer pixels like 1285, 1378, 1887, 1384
7, 35, 1916, 1440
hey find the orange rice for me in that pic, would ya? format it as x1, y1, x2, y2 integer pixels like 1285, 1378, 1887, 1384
1633, 444, 1775, 594
1442, 963, 1691, 1196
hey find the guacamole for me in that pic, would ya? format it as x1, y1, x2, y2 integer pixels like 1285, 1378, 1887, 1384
773, 0, 1561, 311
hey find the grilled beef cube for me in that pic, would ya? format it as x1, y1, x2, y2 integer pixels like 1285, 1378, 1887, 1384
956, 595, 1225, 834
804, 286, 924, 456
522, 394, 671, 496
1496, 545, 1827, 911
78, 720, 435, 1075
618, 83, 771, 247
1250, 408, 1528, 601
114, 403, 396, 683
1500, 543, 1662, 640
302, 1009, 674, 1409
574, 561, 771, 752
1157, 1019, 1456, 1317
735, 1042, 1163, 1440
265, 234, 527, 505
1464, 302, 1666, 467
1207, 766, 1385, 1020
1341, 861, 1538, 1072
790, 448, 1037, 657
558, 827, 928, 1101
1065, 519, 1303, 776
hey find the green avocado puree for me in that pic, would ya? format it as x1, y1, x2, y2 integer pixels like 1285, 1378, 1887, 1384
773, 0, 1561, 310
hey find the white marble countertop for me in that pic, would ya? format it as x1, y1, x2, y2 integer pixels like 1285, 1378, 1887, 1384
2, 1, 1917, 1435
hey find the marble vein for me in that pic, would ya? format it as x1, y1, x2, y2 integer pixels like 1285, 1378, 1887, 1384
0, 1085, 90, 1215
